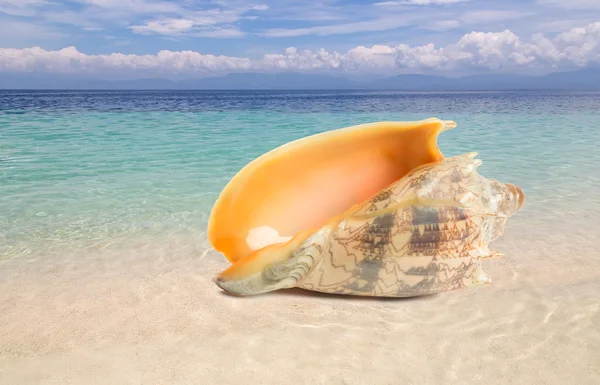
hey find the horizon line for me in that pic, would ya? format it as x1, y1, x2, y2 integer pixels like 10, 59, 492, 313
2, 88, 599, 92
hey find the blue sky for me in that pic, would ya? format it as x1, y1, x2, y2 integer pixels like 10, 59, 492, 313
0, 0, 599, 78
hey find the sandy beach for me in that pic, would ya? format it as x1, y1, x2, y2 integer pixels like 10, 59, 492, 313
1, 199, 599, 385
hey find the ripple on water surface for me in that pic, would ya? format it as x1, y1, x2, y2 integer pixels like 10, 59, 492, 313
1, 91, 600, 260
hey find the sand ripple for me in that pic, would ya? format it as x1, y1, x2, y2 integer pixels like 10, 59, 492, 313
1, 219, 599, 385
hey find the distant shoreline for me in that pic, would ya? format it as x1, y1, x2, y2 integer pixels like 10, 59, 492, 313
2, 88, 600, 92
1, 68, 599, 91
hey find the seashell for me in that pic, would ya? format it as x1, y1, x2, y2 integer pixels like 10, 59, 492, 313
208, 118, 524, 297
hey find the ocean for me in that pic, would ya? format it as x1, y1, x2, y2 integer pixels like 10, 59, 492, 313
1, 90, 599, 384
2, 90, 600, 259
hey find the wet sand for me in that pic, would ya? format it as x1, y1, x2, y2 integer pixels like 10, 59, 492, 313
1, 207, 599, 385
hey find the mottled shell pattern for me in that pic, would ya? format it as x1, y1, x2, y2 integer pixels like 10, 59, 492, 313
297, 152, 524, 297
213, 151, 524, 297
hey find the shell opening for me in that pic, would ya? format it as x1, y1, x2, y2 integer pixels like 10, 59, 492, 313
208, 119, 455, 263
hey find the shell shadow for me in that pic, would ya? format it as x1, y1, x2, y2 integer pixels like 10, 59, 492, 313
217, 287, 440, 302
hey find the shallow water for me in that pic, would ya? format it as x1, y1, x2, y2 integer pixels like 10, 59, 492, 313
2, 90, 600, 259
1, 90, 599, 384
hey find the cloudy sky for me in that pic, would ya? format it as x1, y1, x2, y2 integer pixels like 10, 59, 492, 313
0, 0, 599, 78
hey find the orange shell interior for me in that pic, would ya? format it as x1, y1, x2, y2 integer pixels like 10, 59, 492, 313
208, 118, 451, 265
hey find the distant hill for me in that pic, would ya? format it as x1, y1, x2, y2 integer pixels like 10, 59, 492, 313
1, 68, 600, 91
369, 69, 600, 91
0, 74, 179, 90
185, 72, 362, 89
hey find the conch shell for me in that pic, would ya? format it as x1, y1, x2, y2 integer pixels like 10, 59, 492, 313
208, 118, 524, 297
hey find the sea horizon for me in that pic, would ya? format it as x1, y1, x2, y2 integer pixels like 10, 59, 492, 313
3, 88, 600, 93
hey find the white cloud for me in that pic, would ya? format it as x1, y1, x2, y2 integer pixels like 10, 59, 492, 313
451, 30, 537, 69
73, 0, 182, 14
261, 0, 489, 37
424, 19, 461, 31
127, 5, 265, 36
0, 0, 268, 38
262, 47, 344, 70
197, 28, 247, 38
537, 0, 600, 9
130, 19, 197, 35
0, 46, 254, 75
0, 0, 45, 16
342, 45, 397, 71
250, 4, 269, 11
262, 17, 414, 37
552, 21, 600, 65
1, 22, 599, 76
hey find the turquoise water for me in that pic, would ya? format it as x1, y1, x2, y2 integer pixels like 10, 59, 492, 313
2, 90, 600, 260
